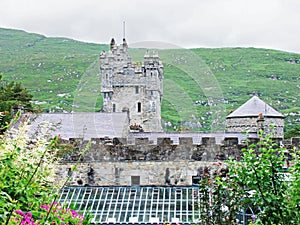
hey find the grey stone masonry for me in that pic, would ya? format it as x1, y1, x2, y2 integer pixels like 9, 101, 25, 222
57, 137, 299, 186
226, 117, 284, 137
57, 161, 213, 186
100, 38, 163, 132
59, 135, 299, 163
60, 136, 242, 163
56, 136, 299, 186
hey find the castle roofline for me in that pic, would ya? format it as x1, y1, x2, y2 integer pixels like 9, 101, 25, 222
27, 112, 129, 139
226, 96, 284, 119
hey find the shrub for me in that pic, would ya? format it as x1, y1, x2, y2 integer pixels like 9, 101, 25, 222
197, 163, 243, 225
228, 133, 299, 225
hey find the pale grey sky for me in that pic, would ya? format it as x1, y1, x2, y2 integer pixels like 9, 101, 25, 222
1, 0, 300, 53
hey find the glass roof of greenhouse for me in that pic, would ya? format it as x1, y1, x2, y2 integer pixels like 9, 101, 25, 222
58, 186, 199, 224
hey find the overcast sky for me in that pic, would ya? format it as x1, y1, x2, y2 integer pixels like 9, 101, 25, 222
1, 0, 300, 53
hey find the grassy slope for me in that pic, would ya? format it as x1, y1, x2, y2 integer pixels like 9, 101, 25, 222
0, 28, 299, 132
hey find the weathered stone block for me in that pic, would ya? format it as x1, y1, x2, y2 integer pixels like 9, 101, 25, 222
135, 138, 149, 145
179, 137, 193, 145
201, 137, 216, 146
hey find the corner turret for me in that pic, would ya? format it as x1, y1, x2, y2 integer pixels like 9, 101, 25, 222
110, 38, 115, 50
122, 38, 128, 51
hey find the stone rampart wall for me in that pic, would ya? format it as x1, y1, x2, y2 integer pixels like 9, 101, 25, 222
61, 137, 245, 162
56, 136, 299, 186
60, 136, 299, 163
56, 161, 213, 186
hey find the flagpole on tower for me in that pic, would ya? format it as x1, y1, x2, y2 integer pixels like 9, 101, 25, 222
123, 21, 126, 39
122, 21, 128, 50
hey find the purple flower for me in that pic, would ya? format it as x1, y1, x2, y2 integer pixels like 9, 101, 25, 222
251, 214, 256, 220
15, 210, 26, 217
71, 210, 78, 217
40, 205, 50, 211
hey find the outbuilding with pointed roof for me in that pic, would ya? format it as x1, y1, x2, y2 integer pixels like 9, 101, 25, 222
226, 96, 284, 137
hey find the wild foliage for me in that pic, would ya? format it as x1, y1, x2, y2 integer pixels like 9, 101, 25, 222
196, 163, 243, 224
196, 132, 300, 225
0, 116, 91, 224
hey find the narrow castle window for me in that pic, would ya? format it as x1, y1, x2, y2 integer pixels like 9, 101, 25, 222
113, 104, 116, 112
137, 102, 141, 113
131, 176, 140, 186
152, 102, 156, 112
135, 86, 139, 94
192, 176, 200, 185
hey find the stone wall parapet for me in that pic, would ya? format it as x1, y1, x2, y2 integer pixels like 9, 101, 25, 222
59, 135, 299, 163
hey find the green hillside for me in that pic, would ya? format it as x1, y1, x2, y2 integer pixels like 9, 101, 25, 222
0, 28, 299, 133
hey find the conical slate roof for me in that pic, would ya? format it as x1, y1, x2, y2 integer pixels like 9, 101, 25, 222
227, 96, 284, 118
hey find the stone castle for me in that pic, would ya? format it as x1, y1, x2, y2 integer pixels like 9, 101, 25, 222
29, 38, 299, 188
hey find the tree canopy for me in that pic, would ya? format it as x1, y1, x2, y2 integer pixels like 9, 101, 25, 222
0, 74, 34, 133
285, 124, 300, 139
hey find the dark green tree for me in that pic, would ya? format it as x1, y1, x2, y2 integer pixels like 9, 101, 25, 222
0, 74, 34, 133
285, 124, 300, 139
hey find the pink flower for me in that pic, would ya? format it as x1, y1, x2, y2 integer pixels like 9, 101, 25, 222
15, 210, 25, 217
40, 205, 50, 211
71, 210, 78, 217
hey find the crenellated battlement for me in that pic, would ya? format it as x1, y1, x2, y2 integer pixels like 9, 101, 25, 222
55, 135, 299, 187
59, 134, 300, 163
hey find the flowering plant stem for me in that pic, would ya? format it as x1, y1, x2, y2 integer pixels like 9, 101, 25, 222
5, 143, 48, 225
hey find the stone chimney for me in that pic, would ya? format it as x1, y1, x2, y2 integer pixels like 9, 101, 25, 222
257, 113, 265, 135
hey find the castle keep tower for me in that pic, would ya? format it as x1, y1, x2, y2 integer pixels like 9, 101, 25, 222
100, 38, 164, 132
